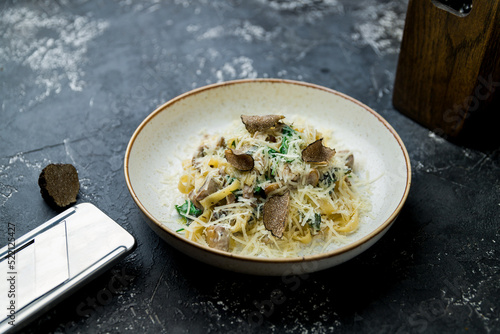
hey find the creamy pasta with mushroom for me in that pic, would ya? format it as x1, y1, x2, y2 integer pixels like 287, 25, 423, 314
174, 115, 368, 257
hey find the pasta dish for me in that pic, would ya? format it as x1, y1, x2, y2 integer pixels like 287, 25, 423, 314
173, 115, 368, 257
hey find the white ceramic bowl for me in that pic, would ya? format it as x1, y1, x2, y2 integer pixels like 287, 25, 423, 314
124, 79, 411, 276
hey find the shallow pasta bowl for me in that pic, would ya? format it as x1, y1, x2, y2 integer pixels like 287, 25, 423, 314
124, 79, 411, 276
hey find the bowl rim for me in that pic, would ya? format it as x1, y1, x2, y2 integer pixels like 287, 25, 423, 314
124, 78, 412, 264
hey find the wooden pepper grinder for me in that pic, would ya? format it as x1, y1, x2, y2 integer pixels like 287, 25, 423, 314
393, 0, 500, 146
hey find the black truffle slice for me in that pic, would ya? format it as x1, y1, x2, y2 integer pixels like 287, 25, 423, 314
263, 191, 290, 238
38, 164, 80, 210
301, 139, 336, 163
225, 149, 254, 171
241, 115, 285, 134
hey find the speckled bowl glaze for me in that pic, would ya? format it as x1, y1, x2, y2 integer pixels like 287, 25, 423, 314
124, 79, 411, 276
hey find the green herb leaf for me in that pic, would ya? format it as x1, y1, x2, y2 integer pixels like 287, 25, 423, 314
175, 200, 203, 219
279, 125, 300, 162
271, 164, 277, 177
226, 176, 237, 185
282, 124, 296, 137
320, 169, 338, 187
279, 125, 295, 154
254, 185, 266, 198
308, 213, 322, 231
268, 147, 278, 155
280, 137, 289, 155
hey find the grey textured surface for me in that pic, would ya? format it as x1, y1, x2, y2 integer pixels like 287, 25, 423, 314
1, 0, 499, 333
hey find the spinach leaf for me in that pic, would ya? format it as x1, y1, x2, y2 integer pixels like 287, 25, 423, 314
279, 125, 296, 155
320, 169, 338, 187
226, 176, 237, 185
282, 124, 296, 137
175, 200, 202, 219
308, 213, 322, 231
268, 147, 279, 155
254, 185, 266, 198
280, 135, 289, 154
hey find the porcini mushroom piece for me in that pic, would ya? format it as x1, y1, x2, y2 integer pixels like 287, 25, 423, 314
338, 150, 354, 170
226, 192, 236, 204
241, 115, 285, 134
283, 165, 299, 182
263, 191, 290, 238
205, 225, 230, 252
190, 175, 220, 210
265, 135, 277, 143
188, 191, 202, 210
263, 182, 280, 196
301, 139, 336, 163
242, 184, 254, 199
225, 149, 254, 171
305, 168, 320, 186
215, 136, 226, 148
345, 153, 354, 170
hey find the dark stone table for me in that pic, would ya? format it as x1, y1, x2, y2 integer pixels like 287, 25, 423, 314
1, 0, 498, 333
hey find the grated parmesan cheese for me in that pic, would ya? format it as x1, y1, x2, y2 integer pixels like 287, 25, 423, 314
168, 115, 371, 258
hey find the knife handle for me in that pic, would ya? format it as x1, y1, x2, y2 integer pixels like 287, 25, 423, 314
393, 0, 500, 144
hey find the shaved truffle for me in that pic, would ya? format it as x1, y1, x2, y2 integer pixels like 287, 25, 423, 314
263, 191, 290, 238
241, 115, 285, 134
225, 149, 254, 171
38, 164, 80, 210
302, 139, 336, 163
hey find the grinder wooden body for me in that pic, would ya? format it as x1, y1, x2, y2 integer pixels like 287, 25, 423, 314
393, 0, 500, 144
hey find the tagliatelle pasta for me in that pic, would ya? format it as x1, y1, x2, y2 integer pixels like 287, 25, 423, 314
172, 115, 370, 257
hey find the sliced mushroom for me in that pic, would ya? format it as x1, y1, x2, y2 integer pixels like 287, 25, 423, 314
190, 175, 220, 209
305, 168, 320, 186
194, 144, 208, 158
263, 191, 290, 238
210, 210, 225, 221
242, 184, 254, 199
283, 165, 299, 182
205, 225, 230, 252
344, 176, 352, 187
263, 182, 280, 196
337, 150, 354, 170
188, 190, 202, 210
345, 153, 354, 170
225, 149, 254, 171
226, 192, 236, 204
301, 139, 336, 163
241, 115, 285, 134
265, 135, 277, 143
215, 136, 226, 149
